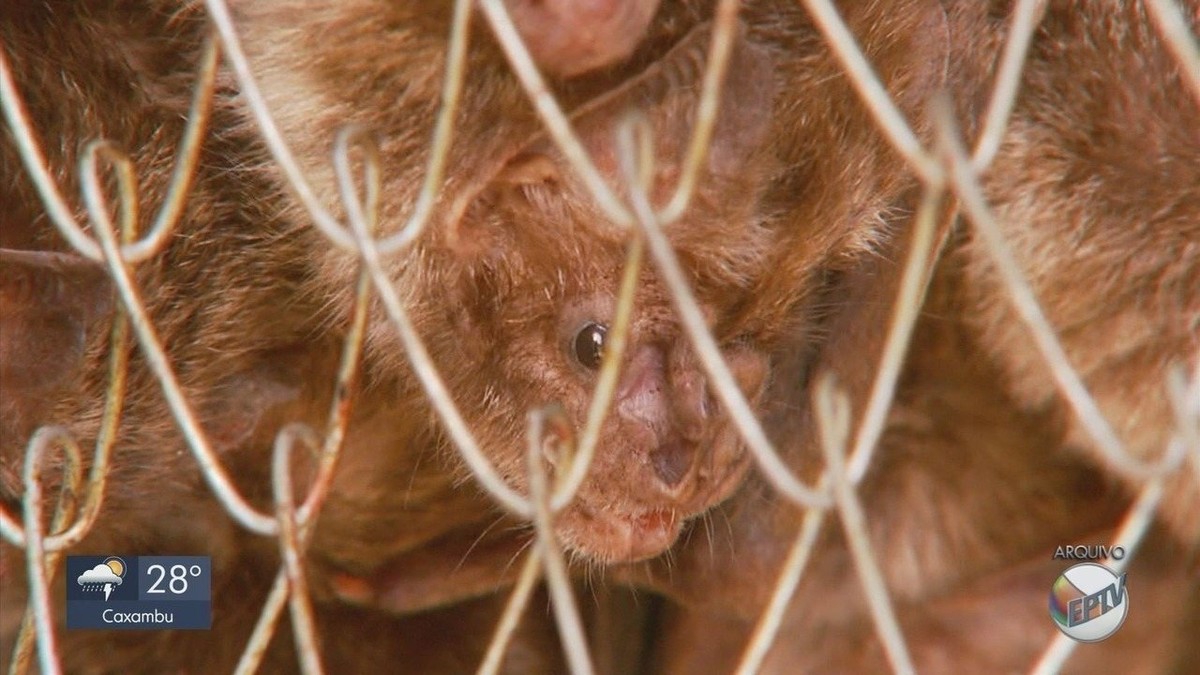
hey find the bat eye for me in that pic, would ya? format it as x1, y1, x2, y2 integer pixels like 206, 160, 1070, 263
572, 322, 608, 370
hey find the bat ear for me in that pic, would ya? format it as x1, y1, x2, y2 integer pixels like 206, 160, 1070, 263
445, 24, 775, 248
568, 22, 776, 184
441, 147, 569, 257
0, 248, 114, 393
677, 31, 775, 178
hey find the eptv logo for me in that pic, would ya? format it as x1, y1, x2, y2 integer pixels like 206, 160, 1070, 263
1048, 563, 1128, 642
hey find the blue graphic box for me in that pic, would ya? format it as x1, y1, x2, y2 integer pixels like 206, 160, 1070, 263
65, 556, 212, 630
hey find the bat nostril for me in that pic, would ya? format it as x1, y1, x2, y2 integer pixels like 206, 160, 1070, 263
651, 439, 695, 488
668, 367, 710, 442
678, 416, 705, 443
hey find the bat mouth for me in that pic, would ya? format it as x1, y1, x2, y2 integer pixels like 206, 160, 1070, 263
555, 447, 753, 564
559, 502, 685, 563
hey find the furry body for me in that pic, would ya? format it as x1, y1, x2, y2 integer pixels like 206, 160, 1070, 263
627, 1, 1200, 672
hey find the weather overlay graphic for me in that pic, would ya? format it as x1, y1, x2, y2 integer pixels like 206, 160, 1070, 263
1049, 562, 1128, 642
66, 556, 211, 630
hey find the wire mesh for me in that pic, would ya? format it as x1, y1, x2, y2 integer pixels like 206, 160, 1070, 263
1, 0, 1198, 673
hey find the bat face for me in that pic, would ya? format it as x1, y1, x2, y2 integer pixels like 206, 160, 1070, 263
436, 182, 772, 563
403, 27, 780, 563
443, 198, 772, 562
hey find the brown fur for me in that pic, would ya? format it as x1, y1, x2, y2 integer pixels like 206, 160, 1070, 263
0, 0, 666, 669
622, 0, 1200, 671
966, 0, 1200, 540
0, 0, 768, 669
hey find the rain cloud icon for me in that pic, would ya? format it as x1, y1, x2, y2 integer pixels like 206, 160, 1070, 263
77, 557, 126, 601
